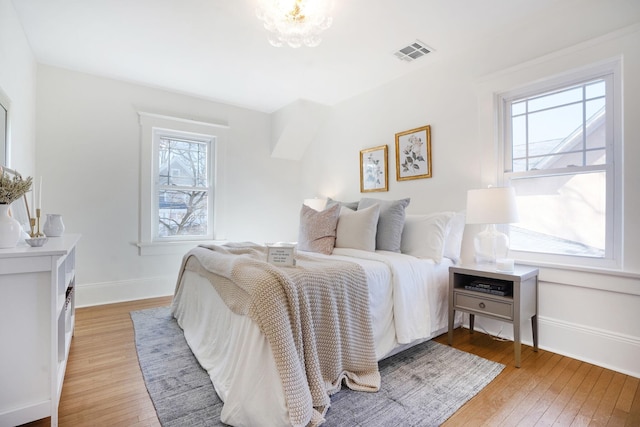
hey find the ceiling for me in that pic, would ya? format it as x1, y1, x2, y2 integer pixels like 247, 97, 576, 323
11, 0, 640, 113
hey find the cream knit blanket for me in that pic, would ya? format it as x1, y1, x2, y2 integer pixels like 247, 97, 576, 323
174, 243, 380, 427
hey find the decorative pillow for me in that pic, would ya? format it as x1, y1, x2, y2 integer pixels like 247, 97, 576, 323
297, 203, 340, 254
401, 212, 454, 262
326, 197, 359, 211
443, 211, 466, 263
358, 197, 410, 252
335, 204, 380, 251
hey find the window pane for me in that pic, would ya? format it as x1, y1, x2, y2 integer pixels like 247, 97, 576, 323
526, 151, 585, 170
586, 98, 605, 119
512, 101, 526, 116
509, 171, 605, 257
159, 138, 208, 187
528, 87, 582, 112
585, 99, 606, 153
585, 80, 605, 99
158, 189, 208, 237
528, 103, 583, 150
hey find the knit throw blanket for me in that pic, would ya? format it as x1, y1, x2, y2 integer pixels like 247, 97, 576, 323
174, 243, 381, 427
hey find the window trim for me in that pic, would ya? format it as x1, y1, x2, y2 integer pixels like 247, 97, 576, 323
496, 58, 623, 270
137, 112, 229, 256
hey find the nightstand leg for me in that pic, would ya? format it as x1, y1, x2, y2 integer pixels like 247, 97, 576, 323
514, 322, 521, 368
448, 309, 454, 345
532, 314, 538, 352
469, 313, 475, 334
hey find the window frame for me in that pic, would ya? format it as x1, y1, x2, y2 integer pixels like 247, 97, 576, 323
497, 59, 623, 270
137, 112, 228, 256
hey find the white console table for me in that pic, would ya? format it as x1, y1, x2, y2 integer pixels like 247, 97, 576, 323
0, 234, 80, 427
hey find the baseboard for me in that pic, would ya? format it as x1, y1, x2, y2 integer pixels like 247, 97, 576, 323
0, 400, 49, 427
76, 276, 175, 308
538, 317, 640, 378
466, 314, 640, 378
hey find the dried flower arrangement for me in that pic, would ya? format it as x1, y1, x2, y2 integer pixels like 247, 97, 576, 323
0, 167, 33, 205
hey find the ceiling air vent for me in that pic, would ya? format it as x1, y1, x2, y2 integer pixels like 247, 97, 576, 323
393, 40, 433, 62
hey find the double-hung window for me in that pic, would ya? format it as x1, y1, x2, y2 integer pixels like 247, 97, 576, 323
155, 131, 213, 239
138, 112, 227, 255
500, 60, 621, 268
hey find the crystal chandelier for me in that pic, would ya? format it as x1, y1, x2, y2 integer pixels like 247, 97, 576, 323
256, 0, 333, 48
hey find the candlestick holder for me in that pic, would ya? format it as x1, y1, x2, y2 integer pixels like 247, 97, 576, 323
35, 208, 45, 237
29, 218, 36, 238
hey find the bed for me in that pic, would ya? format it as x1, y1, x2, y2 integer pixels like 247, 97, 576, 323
171, 198, 465, 427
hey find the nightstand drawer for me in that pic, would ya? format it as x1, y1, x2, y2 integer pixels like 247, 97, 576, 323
454, 292, 513, 320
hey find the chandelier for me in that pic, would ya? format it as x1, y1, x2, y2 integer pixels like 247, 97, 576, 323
256, 0, 333, 48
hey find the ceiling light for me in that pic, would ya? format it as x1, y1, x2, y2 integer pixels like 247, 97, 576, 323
256, 0, 333, 48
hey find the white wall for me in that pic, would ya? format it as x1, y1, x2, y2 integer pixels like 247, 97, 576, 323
36, 65, 303, 305
300, 26, 640, 377
0, 0, 36, 174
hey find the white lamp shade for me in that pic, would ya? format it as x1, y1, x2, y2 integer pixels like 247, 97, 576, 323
303, 198, 327, 211
466, 187, 519, 225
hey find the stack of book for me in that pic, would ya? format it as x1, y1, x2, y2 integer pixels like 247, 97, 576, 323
464, 279, 511, 296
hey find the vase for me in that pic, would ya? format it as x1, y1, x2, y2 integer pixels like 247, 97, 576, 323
43, 213, 65, 237
0, 204, 22, 248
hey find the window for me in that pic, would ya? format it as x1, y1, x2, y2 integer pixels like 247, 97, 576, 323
0, 87, 9, 167
138, 112, 228, 255
155, 132, 212, 239
500, 60, 621, 268
0, 102, 6, 166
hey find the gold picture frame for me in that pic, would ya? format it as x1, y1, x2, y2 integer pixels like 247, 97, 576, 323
360, 145, 388, 193
395, 125, 432, 181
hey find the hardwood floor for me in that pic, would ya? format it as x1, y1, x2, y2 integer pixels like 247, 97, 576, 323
23, 297, 639, 427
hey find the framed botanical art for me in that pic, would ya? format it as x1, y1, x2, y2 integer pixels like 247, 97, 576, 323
360, 145, 388, 193
395, 125, 432, 181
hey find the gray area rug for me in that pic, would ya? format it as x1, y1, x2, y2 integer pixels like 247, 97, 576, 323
131, 306, 504, 426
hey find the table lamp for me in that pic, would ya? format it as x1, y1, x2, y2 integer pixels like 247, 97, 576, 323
466, 186, 519, 265
303, 198, 327, 211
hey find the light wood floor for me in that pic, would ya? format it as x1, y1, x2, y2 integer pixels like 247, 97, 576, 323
23, 297, 639, 427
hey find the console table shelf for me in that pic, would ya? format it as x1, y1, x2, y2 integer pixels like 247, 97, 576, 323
0, 234, 80, 427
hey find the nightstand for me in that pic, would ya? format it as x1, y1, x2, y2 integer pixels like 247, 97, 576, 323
448, 264, 539, 367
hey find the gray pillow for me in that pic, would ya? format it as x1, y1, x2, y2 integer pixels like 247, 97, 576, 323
358, 198, 410, 252
297, 203, 340, 254
326, 197, 359, 211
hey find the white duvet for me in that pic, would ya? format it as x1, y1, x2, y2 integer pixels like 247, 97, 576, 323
172, 248, 460, 427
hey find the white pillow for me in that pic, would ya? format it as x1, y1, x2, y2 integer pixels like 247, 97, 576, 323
443, 211, 466, 263
401, 212, 454, 262
335, 204, 380, 251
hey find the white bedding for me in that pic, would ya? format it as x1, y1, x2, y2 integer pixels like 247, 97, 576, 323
172, 248, 460, 427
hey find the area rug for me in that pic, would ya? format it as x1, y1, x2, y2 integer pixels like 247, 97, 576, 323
131, 306, 504, 426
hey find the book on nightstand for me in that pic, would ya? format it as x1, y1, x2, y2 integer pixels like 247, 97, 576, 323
464, 279, 512, 296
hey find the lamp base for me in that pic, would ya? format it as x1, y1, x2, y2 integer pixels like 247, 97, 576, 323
474, 224, 509, 264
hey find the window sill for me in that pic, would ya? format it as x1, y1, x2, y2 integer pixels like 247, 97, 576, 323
135, 239, 227, 256
515, 259, 640, 296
